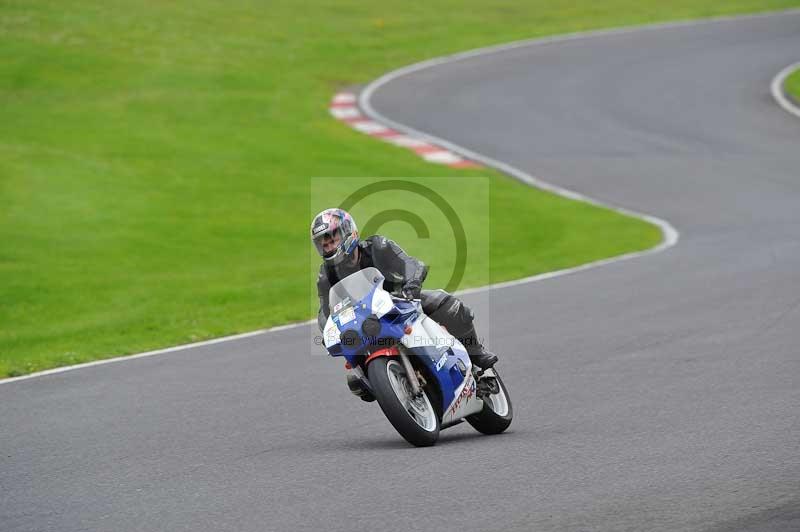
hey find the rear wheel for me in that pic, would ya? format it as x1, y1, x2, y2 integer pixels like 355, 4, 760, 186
367, 357, 440, 447
467, 369, 513, 435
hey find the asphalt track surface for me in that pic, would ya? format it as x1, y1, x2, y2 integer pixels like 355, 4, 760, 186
2, 12, 799, 532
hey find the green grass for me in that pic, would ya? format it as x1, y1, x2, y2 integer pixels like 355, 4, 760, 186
785, 65, 800, 102
1, 1, 796, 378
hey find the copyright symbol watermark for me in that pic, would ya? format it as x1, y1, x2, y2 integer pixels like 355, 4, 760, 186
310, 176, 490, 355
337, 179, 470, 292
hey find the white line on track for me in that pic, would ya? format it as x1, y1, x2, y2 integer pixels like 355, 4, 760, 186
770, 62, 800, 119
0, 322, 316, 385
6, 8, 799, 386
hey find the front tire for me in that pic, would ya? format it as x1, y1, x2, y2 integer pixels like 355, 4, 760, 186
367, 357, 440, 447
467, 369, 513, 435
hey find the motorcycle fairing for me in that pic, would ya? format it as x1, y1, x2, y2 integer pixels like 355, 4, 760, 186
323, 267, 484, 421
401, 314, 483, 420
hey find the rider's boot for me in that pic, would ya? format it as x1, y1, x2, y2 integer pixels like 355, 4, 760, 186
458, 324, 498, 370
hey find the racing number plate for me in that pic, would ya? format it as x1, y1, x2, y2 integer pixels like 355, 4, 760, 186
337, 307, 356, 325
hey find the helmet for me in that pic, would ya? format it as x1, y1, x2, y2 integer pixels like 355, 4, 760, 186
310, 208, 359, 265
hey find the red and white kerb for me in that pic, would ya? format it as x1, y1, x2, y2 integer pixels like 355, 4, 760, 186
329, 92, 482, 169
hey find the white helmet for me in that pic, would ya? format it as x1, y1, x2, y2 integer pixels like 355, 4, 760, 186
310, 208, 359, 265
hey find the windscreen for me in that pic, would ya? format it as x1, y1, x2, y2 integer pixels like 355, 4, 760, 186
328, 267, 384, 312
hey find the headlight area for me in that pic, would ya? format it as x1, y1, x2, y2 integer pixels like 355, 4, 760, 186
338, 315, 398, 355
340, 329, 362, 349
361, 315, 381, 337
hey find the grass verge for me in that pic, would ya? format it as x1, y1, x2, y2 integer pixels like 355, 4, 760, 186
2, 0, 797, 377
784, 65, 800, 103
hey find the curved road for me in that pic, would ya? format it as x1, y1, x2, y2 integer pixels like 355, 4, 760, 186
2, 12, 799, 532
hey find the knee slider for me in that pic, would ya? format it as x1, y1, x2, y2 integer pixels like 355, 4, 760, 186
431, 294, 474, 339
445, 295, 474, 324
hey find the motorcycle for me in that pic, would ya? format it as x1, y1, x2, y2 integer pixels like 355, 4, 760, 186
321, 267, 513, 446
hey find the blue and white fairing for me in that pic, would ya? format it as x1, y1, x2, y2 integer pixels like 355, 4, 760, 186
323, 267, 484, 424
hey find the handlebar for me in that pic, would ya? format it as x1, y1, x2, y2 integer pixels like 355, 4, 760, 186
391, 294, 421, 303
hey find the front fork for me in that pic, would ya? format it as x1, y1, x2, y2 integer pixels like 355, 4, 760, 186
399, 346, 424, 397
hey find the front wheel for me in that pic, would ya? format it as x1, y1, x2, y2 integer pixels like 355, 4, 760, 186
467, 369, 513, 435
367, 357, 440, 447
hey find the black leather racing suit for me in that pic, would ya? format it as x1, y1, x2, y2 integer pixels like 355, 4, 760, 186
316, 235, 478, 346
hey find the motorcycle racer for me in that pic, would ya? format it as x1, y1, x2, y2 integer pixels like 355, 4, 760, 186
311, 208, 498, 370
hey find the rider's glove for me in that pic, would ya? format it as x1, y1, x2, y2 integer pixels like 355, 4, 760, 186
402, 281, 421, 300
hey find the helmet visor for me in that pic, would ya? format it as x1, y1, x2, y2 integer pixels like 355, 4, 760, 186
312, 221, 346, 259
